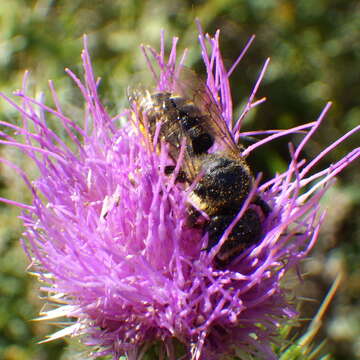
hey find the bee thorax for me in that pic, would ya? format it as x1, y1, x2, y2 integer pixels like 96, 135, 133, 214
193, 156, 252, 215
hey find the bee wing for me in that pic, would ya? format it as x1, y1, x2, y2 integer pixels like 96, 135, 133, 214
172, 66, 240, 156
127, 84, 149, 127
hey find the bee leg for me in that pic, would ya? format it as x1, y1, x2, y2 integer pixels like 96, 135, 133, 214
164, 165, 187, 183
206, 209, 263, 267
253, 196, 272, 217
186, 206, 207, 229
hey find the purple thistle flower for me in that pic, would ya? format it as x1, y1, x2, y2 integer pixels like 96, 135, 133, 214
0, 25, 359, 360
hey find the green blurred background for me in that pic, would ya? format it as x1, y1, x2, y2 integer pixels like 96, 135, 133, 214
0, 1, 359, 359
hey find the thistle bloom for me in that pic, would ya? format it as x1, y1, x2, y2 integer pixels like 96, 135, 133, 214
0, 26, 359, 360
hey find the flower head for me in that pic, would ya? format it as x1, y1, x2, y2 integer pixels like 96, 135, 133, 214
0, 25, 359, 360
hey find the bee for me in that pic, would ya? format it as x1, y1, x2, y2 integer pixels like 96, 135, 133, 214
129, 67, 270, 266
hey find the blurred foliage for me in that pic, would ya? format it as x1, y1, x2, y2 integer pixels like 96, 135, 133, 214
0, 0, 359, 359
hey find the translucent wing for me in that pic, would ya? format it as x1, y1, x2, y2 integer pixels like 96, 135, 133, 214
170, 66, 240, 156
